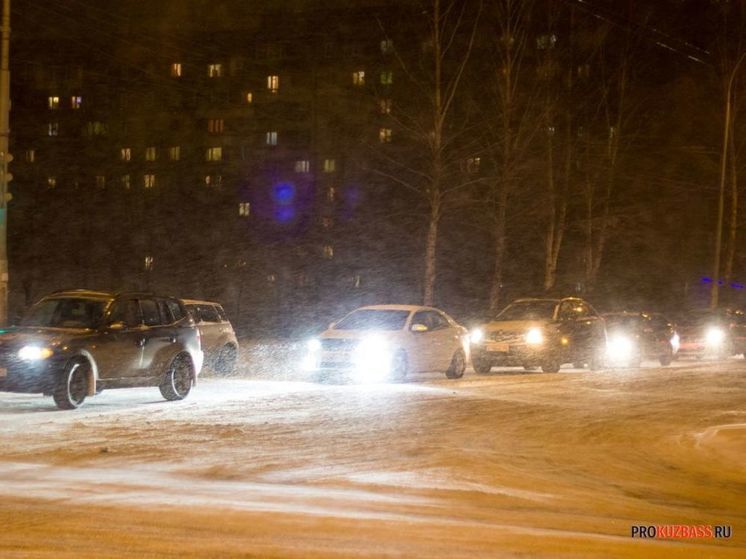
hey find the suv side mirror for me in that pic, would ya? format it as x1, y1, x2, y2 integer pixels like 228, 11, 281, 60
411, 323, 429, 333
106, 321, 126, 331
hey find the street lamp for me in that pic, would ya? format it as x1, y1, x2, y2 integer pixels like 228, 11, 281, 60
711, 51, 746, 310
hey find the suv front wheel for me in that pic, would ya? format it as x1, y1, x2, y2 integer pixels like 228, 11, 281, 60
159, 354, 194, 401
53, 358, 90, 410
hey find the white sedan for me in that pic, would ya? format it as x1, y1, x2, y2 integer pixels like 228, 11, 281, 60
304, 305, 470, 382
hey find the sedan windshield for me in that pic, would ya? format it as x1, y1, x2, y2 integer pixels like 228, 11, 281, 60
334, 309, 410, 331
22, 298, 109, 329
496, 301, 557, 321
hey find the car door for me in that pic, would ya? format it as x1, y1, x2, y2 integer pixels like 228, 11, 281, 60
138, 298, 178, 377
407, 311, 438, 372
93, 297, 145, 381
427, 311, 461, 371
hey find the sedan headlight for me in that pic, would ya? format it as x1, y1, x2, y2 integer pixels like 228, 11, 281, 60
606, 334, 634, 362
524, 328, 544, 345
670, 333, 680, 353
353, 336, 392, 379
705, 327, 725, 346
302, 338, 322, 371
18, 345, 54, 361
469, 328, 484, 344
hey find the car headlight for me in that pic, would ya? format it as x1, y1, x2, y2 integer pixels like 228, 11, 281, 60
353, 336, 392, 379
670, 333, 680, 352
306, 338, 321, 352
524, 328, 544, 345
470, 328, 484, 344
302, 338, 322, 371
18, 345, 54, 361
606, 334, 634, 362
705, 327, 725, 346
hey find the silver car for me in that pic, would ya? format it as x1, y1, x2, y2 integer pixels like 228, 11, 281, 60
182, 299, 239, 374
0, 290, 204, 409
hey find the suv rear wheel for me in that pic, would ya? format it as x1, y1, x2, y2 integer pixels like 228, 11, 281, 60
159, 354, 194, 401
53, 358, 90, 410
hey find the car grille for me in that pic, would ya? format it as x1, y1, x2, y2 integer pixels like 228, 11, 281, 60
489, 330, 522, 343
321, 338, 359, 352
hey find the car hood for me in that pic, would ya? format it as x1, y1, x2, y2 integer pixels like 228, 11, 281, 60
0, 326, 86, 352
481, 319, 551, 333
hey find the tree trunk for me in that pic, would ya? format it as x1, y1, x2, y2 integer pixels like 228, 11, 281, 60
489, 188, 508, 314
724, 120, 738, 287
423, 201, 440, 306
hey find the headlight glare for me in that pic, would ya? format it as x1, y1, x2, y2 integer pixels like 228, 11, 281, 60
469, 328, 484, 343
606, 334, 634, 363
524, 328, 544, 345
353, 336, 392, 380
306, 338, 321, 352
705, 327, 725, 346
18, 345, 53, 361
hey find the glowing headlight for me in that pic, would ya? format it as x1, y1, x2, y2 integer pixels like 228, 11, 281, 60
353, 336, 392, 379
302, 338, 322, 371
470, 328, 484, 344
606, 335, 634, 362
670, 333, 680, 353
524, 328, 544, 345
705, 327, 725, 346
306, 338, 321, 352
18, 346, 53, 361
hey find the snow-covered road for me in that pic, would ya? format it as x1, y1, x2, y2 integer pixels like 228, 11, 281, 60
1, 361, 744, 557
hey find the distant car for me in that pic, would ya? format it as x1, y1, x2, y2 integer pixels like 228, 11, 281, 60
676, 308, 746, 359
182, 299, 239, 374
470, 297, 607, 373
0, 290, 203, 409
304, 304, 469, 382
603, 311, 679, 367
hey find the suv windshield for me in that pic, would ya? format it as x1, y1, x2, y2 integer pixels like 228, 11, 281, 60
334, 309, 410, 331
496, 301, 557, 321
22, 297, 109, 329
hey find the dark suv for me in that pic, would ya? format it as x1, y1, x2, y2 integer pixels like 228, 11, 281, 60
0, 290, 204, 409
470, 297, 607, 373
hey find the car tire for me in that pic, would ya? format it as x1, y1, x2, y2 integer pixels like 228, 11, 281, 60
53, 358, 90, 410
472, 356, 492, 374
659, 348, 673, 367
215, 344, 237, 375
445, 349, 466, 379
391, 350, 408, 381
159, 354, 194, 401
541, 360, 561, 373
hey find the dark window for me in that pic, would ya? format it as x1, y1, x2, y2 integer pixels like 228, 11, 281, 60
199, 305, 221, 323
215, 305, 228, 321
167, 300, 185, 322
158, 300, 174, 324
140, 299, 161, 327
109, 298, 141, 328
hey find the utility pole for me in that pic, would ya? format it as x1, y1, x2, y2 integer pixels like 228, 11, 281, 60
0, 0, 10, 326
711, 51, 746, 310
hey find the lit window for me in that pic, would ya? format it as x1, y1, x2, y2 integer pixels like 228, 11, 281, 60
25, 149, 35, 163
204, 174, 223, 187
380, 71, 393, 85
245, 91, 253, 104
327, 187, 336, 202
266, 131, 278, 146
577, 64, 590, 79
47, 96, 59, 109
322, 216, 333, 229
121, 147, 131, 161
239, 202, 250, 216
170, 63, 182, 77
208, 119, 224, 134
47, 176, 56, 188
547, 125, 556, 137
380, 39, 394, 55
294, 160, 310, 173
121, 174, 130, 189
168, 146, 180, 161
145, 147, 156, 161
322, 245, 334, 259
48, 122, 59, 136
96, 175, 106, 188
352, 70, 365, 86
379, 128, 392, 143
536, 34, 557, 50
323, 159, 336, 173
206, 146, 223, 161
267, 274, 276, 284
144, 255, 154, 271
86, 121, 106, 136
144, 174, 156, 188
208, 63, 223, 77
466, 157, 481, 173
267, 74, 279, 93
379, 98, 392, 114
70, 96, 82, 109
